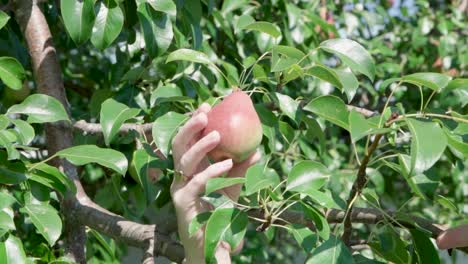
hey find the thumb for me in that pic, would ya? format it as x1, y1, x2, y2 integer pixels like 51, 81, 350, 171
437, 224, 468, 249
228, 151, 261, 178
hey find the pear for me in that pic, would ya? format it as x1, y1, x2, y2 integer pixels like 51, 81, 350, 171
202, 90, 263, 163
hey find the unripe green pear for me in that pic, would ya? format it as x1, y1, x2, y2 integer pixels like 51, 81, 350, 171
202, 90, 263, 163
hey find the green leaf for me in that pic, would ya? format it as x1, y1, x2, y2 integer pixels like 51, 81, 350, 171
137, 3, 173, 57
206, 177, 245, 195
0, 115, 9, 130
409, 228, 440, 264
189, 212, 212, 237
60, 0, 96, 45
0, 192, 16, 210
444, 128, 468, 159
0, 235, 27, 264
320, 38, 375, 81
406, 118, 447, 175
150, 84, 182, 105
306, 235, 353, 264
275, 93, 299, 122
88, 229, 116, 260
29, 163, 76, 195
146, 0, 177, 16
56, 145, 128, 176
91, 3, 124, 50
0, 152, 28, 184
0, 10, 10, 30
244, 21, 281, 38
131, 149, 168, 203
369, 226, 410, 264
304, 95, 349, 130
349, 110, 372, 143
0, 131, 19, 160
100, 99, 140, 146
442, 78, 468, 106
271, 57, 297, 72
283, 64, 304, 83
166, 48, 211, 64
287, 161, 329, 193
21, 203, 62, 246
204, 208, 248, 263
435, 195, 458, 213
301, 203, 330, 240
245, 164, 280, 196
401, 72, 451, 92
303, 189, 345, 210
0, 57, 26, 90
279, 121, 295, 144
286, 224, 317, 252
335, 67, 359, 103
273, 45, 305, 59
0, 209, 15, 231
305, 64, 343, 89
235, 14, 255, 32
152, 111, 188, 157
7, 94, 69, 123
10, 118, 34, 145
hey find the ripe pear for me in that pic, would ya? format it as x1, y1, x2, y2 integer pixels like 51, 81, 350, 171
202, 90, 263, 163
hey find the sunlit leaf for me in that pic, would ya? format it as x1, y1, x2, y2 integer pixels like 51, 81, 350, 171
0, 57, 25, 90
56, 145, 128, 176
7, 94, 69, 123
320, 39, 375, 81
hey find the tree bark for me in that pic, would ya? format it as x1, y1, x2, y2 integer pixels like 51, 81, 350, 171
13, 1, 87, 262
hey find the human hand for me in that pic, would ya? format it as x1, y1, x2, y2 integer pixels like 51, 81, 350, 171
170, 103, 260, 263
437, 224, 468, 250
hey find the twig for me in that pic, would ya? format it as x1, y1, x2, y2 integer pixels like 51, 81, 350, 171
341, 113, 399, 245
73, 120, 153, 135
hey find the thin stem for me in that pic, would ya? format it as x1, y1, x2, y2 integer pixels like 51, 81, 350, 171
378, 81, 401, 127
248, 216, 267, 223
387, 113, 468, 125
423, 90, 437, 110
241, 52, 270, 87
27, 155, 56, 171
418, 85, 424, 113
272, 201, 298, 219
352, 142, 361, 166
368, 154, 399, 167
212, 64, 233, 88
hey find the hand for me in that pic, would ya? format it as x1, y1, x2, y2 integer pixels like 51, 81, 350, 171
170, 103, 260, 264
437, 224, 468, 250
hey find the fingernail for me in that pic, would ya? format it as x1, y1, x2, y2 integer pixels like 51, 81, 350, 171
223, 159, 233, 168
197, 113, 207, 123
208, 131, 220, 140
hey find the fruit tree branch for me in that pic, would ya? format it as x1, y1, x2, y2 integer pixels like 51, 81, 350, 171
72, 104, 376, 136
74, 120, 153, 134
251, 207, 468, 254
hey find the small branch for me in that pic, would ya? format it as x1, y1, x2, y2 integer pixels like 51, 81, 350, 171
249, 207, 468, 254
342, 113, 399, 245
346, 105, 377, 118
387, 113, 468, 125
74, 198, 184, 263
73, 120, 153, 135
